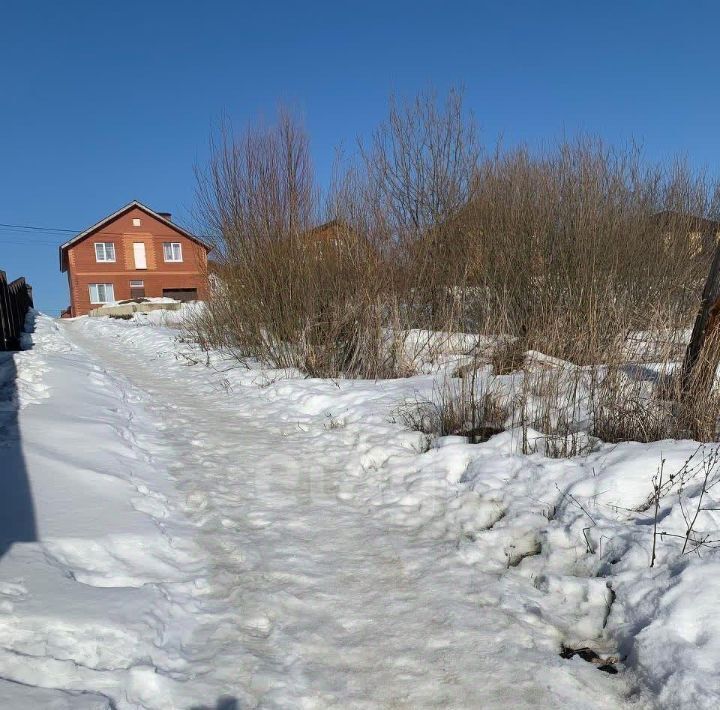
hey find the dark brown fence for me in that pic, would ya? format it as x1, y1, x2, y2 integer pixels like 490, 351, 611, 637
0, 271, 33, 351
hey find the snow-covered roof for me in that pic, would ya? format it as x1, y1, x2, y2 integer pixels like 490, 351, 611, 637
59, 200, 212, 271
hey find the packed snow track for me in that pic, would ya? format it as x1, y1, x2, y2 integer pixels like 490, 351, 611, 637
0, 314, 669, 707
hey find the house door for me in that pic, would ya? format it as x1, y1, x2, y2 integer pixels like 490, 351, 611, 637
162, 288, 198, 302
133, 242, 147, 269
130, 280, 145, 299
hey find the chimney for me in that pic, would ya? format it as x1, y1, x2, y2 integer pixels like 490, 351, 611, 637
158, 211, 172, 221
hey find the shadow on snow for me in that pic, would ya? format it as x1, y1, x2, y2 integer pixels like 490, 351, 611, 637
190, 697, 239, 710
0, 315, 36, 558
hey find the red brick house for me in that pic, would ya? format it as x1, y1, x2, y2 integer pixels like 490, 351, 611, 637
60, 201, 212, 317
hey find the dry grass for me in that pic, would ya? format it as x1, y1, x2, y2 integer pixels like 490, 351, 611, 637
491, 337, 527, 375
395, 377, 509, 443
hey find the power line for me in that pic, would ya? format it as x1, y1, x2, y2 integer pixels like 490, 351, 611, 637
0, 239, 63, 246
0, 222, 76, 233
0, 232, 73, 244
0, 220, 214, 241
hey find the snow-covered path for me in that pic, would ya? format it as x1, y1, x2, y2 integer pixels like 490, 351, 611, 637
0, 315, 652, 708
69, 323, 514, 708
79, 321, 646, 709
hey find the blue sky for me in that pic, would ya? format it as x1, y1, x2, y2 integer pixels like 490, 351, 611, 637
1, 1, 719, 314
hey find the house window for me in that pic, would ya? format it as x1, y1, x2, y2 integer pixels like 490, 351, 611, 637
94, 242, 116, 262
163, 242, 183, 262
130, 280, 145, 298
88, 283, 115, 304
132, 218, 142, 227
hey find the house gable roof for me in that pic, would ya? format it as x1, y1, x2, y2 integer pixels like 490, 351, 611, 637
652, 210, 720, 233
59, 200, 212, 272
300, 219, 363, 244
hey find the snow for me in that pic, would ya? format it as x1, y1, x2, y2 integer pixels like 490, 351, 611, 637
0, 311, 717, 707
129, 300, 204, 326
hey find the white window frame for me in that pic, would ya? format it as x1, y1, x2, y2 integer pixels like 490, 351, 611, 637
94, 242, 116, 262
163, 242, 183, 262
88, 283, 115, 304
132, 218, 142, 227
129, 280, 144, 288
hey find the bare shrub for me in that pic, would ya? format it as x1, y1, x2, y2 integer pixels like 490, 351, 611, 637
461, 143, 719, 358
192, 88, 720, 449
648, 445, 720, 566
194, 111, 390, 377
195, 93, 480, 378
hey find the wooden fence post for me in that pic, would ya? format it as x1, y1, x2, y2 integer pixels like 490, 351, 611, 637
682, 240, 720, 392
